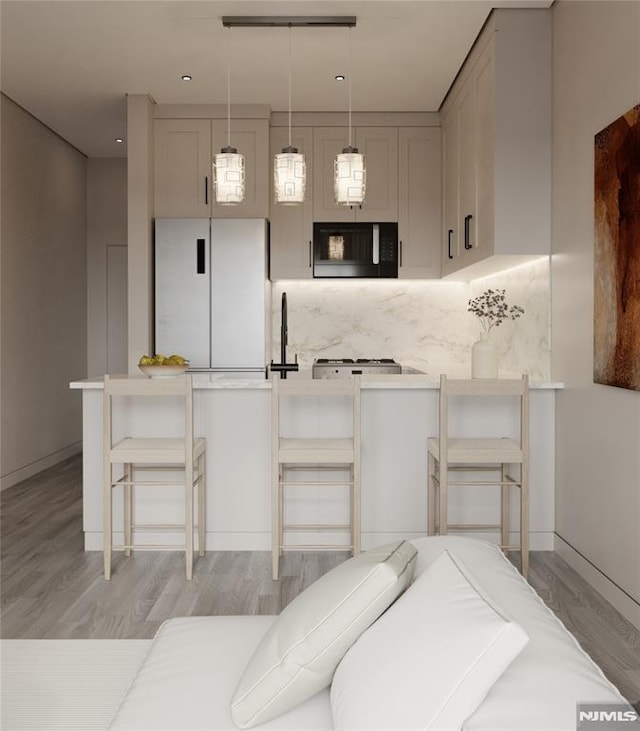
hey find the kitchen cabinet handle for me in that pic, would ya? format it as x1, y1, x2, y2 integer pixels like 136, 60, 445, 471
196, 238, 206, 273
205, 176, 209, 205
399, 240, 403, 267
308, 241, 312, 268
464, 214, 473, 250
447, 229, 454, 260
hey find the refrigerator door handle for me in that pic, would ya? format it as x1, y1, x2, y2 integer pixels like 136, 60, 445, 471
372, 224, 380, 265
197, 238, 206, 274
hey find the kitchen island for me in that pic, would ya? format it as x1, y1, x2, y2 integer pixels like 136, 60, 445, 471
70, 373, 561, 552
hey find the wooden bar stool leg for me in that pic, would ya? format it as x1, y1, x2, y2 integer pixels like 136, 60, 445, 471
271, 463, 280, 581
428, 452, 436, 536
501, 463, 510, 551
349, 466, 354, 554
279, 467, 285, 558
185, 470, 194, 581
198, 453, 206, 558
103, 469, 112, 581
521, 471, 530, 578
352, 463, 361, 555
438, 462, 448, 536
124, 463, 132, 557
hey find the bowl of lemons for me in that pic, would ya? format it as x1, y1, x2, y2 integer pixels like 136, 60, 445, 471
138, 354, 189, 378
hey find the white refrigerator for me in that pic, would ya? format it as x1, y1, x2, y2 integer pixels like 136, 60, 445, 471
154, 218, 270, 373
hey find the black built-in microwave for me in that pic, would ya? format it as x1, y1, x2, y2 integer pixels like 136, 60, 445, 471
312, 222, 398, 278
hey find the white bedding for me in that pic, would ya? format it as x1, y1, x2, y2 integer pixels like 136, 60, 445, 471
1, 537, 629, 731
108, 616, 333, 731
0, 639, 151, 730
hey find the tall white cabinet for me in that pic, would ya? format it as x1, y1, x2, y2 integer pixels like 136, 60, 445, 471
440, 9, 551, 279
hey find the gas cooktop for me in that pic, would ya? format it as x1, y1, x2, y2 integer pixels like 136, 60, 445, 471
312, 358, 402, 378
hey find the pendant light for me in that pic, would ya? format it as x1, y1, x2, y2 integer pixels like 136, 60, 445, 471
213, 38, 245, 205
334, 27, 365, 206
274, 26, 306, 204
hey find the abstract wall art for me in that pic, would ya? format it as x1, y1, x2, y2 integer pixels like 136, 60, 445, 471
594, 103, 640, 391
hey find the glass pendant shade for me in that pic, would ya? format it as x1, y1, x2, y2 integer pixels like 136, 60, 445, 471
214, 146, 245, 205
334, 146, 366, 205
274, 146, 306, 204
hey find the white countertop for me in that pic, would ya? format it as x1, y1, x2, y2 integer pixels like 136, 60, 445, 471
70, 373, 564, 390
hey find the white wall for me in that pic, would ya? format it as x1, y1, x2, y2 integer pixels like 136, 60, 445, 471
552, 1, 640, 624
87, 158, 127, 377
0, 95, 87, 488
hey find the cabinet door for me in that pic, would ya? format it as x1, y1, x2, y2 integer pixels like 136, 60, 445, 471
398, 128, 441, 279
473, 40, 495, 259
312, 127, 353, 222
154, 119, 211, 218
457, 78, 477, 256
211, 119, 269, 218
355, 127, 398, 222
269, 126, 314, 280
441, 108, 460, 276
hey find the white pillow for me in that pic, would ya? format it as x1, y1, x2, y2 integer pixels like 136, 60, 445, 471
230, 541, 417, 729
330, 549, 529, 730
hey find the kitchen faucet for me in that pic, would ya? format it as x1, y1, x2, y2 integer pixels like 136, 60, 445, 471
270, 292, 299, 379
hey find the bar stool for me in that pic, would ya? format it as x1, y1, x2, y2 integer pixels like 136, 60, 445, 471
271, 375, 361, 580
427, 374, 530, 576
103, 374, 206, 580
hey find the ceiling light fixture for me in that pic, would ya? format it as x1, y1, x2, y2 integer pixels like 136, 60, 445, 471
335, 27, 365, 206
335, 74, 345, 82
115, 137, 124, 144
181, 74, 192, 82
213, 33, 245, 205
222, 16, 356, 28
274, 26, 306, 205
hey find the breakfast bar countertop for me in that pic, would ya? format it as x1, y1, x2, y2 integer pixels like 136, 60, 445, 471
70, 373, 564, 390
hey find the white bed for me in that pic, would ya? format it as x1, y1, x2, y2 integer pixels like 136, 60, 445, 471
1, 537, 632, 731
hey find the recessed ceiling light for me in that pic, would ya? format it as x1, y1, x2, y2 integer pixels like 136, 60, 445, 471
115, 138, 124, 144
335, 74, 345, 82
181, 74, 192, 82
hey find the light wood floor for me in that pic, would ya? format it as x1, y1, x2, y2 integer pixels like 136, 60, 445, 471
2, 454, 639, 706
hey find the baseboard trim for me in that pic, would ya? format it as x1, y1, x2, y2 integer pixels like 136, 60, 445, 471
555, 534, 640, 630
0, 443, 82, 492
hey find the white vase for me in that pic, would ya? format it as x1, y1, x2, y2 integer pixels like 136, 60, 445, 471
471, 331, 498, 379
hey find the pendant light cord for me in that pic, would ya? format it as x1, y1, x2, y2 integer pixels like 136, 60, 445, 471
348, 26, 353, 149
287, 25, 293, 148
226, 57, 231, 148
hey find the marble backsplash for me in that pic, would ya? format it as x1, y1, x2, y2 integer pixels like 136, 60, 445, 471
271, 257, 551, 380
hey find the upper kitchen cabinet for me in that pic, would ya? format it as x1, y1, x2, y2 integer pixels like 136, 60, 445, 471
155, 119, 212, 218
398, 127, 441, 279
440, 9, 551, 279
154, 110, 269, 219
313, 127, 398, 222
211, 118, 269, 218
269, 126, 314, 280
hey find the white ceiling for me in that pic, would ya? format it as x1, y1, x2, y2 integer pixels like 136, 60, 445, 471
1, 0, 551, 158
